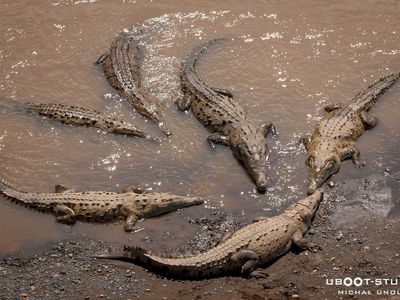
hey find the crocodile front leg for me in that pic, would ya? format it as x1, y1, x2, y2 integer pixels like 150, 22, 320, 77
231, 249, 260, 276
360, 111, 378, 130
207, 133, 229, 146
124, 213, 139, 232
300, 135, 311, 150
292, 230, 311, 250
292, 230, 319, 252
177, 94, 193, 111
323, 102, 342, 112
252, 216, 268, 223
261, 122, 277, 136
54, 205, 76, 224
340, 144, 364, 169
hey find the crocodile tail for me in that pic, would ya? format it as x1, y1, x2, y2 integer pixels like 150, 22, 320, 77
0, 99, 28, 112
0, 179, 50, 211
352, 72, 400, 111
182, 38, 230, 81
123, 245, 148, 260
0, 179, 18, 192
92, 246, 148, 263
0, 179, 8, 192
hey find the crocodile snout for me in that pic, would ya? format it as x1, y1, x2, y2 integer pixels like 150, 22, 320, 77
254, 172, 268, 193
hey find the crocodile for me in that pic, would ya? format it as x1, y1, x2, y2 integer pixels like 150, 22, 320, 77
301, 72, 400, 195
96, 33, 171, 136
0, 181, 203, 232
95, 189, 323, 278
1, 100, 159, 141
178, 38, 276, 193
27, 102, 160, 141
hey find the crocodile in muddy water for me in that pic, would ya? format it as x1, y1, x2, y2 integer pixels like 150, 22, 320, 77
95, 189, 323, 278
1, 100, 159, 141
96, 33, 171, 136
178, 38, 276, 193
0, 181, 203, 232
301, 72, 400, 195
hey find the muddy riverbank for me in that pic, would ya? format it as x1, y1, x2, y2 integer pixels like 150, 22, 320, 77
1, 171, 399, 299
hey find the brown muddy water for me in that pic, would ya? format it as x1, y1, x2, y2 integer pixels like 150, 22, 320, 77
0, 0, 399, 255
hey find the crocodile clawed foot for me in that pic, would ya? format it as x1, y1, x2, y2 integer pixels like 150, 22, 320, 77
56, 215, 76, 225
354, 161, 366, 170
307, 243, 322, 253
124, 224, 136, 232
249, 268, 269, 279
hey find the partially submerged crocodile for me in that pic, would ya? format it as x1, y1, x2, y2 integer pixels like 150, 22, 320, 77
302, 72, 400, 195
179, 38, 276, 193
0, 181, 203, 232
24, 102, 159, 141
95, 189, 323, 278
96, 33, 171, 136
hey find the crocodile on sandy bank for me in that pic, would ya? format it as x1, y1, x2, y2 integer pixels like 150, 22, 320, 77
95, 189, 323, 278
178, 38, 276, 193
96, 33, 171, 136
0, 181, 203, 232
2, 100, 159, 141
301, 72, 400, 195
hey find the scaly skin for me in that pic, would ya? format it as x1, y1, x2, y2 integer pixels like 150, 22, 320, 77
302, 72, 400, 195
24, 102, 159, 141
0, 181, 203, 232
179, 38, 276, 193
96, 189, 323, 278
96, 33, 171, 136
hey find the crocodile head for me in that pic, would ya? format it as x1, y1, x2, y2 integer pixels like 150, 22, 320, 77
128, 193, 204, 218
230, 123, 270, 193
306, 152, 340, 195
286, 188, 324, 225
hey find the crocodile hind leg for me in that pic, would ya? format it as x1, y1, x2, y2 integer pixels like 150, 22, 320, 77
218, 231, 235, 244
231, 249, 259, 276
124, 213, 139, 232
54, 205, 76, 224
54, 184, 75, 193
360, 111, 378, 130
249, 268, 270, 279
122, 186, 145, 194
207, 133, 229, 146
95, 53, 109, 65
211, 87, 234, 98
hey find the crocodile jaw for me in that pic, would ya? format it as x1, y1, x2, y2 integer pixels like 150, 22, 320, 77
230, 125, 270, 193
251, 167, 268, 193
307, 168, 333, 195
306, 154, 340, 195
141, 195, 204, 218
